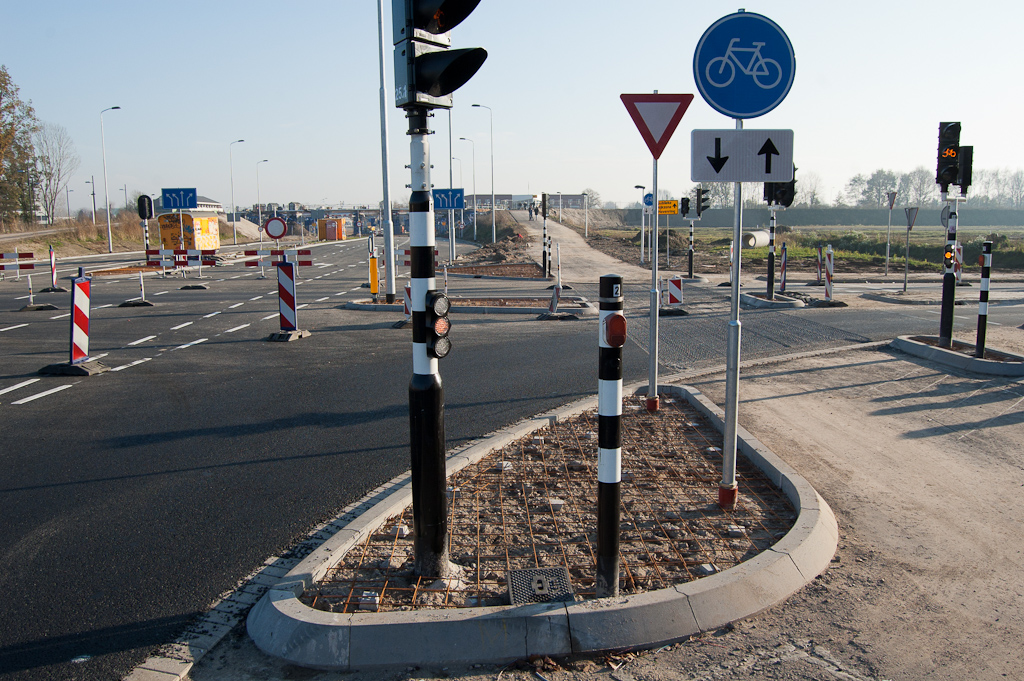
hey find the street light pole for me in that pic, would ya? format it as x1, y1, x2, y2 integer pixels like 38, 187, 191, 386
229, 139, 245, 245
452, 157, 463, 232
66, 187, 73, 220
376, 0, 396, 302
256, 159, 269, 242
121, 184, 129, 211
459, 137, 477, 241
635, 184, 646, 264
472, 104, 495, 243
86, 177, 96, 224
584, 192, 589, 238
100, 106, 121, 253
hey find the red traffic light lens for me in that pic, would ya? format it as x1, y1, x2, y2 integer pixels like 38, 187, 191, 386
433, 316, 450, 336
604, 314, 627, 348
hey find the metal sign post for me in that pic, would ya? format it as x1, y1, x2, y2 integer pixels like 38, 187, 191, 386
694, 9, 795, 510
885, 191, 897, 275
904, 207, 918, 293
621, 92, 693, 413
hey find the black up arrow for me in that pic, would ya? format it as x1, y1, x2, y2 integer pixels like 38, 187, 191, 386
758, 138, 779, 174
707, 138, 729, 173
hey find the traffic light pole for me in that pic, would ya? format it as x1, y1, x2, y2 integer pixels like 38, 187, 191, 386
938, 193, 959, 348
720, 117, 743, 511
687, 219, 694, 280
406, 106, 451, 578
596, 274, 624, 597
376, 0, 396, 303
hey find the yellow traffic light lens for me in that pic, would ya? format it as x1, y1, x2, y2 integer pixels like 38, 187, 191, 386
433, 317, 450, 336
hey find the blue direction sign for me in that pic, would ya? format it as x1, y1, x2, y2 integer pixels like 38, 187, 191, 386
161, 188, 198, 210
643, 193, 654, 207
432, 188, 465, 210
693, 11, 795, 119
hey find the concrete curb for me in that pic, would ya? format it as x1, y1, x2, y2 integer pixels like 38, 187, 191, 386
246, 384, 838, 671
740, 292, 805, 309
890, 335, 1024, 376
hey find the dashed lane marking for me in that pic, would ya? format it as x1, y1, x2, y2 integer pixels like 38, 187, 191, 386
229, 302, 244, 308
249, 296, 264, 301
170, 322, 194, 330
153, 291, 169, 296
296, 304, 308, 309
225, 324, 250, 333
128, 335, 157, 346
0, 379, 40, 396
0, 324, 29, 332
173, 338, 208, 350
94, 304, 114, 309
50, 313, 71, 319
110, 358, 152, 372
314, 297, 330, 302
11, 384, 74, 404
261, 314, 278, 321
203, 311, 222, 318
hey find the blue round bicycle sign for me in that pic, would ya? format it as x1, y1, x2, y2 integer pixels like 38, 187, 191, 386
693, 11, 795, 119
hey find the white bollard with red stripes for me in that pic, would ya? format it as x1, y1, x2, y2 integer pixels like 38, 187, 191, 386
39, 268, 109, 375
824, 244, 834, 301
266, 256, 310, 341
954, 243, 964, 284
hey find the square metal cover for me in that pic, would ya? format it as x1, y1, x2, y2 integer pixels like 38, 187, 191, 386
508, 567, 574, 605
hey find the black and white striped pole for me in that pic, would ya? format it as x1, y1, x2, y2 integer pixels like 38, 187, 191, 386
687, 219, 694, 280
596, 274, 626, 598
541, 193, 548, 277
976, 240, 992, 358
766, 209, 776, 301
938, 195, 959, 348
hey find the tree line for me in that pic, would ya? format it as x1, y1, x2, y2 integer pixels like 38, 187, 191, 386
1, 65, 80, 228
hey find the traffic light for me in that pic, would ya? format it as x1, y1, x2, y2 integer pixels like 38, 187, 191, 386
957, 145, 973, 194
137, 195, 153, 220
695, 187, 710, 217
680, 197, 690, 217
425, 291, 452, 358
393, 0, 487, 110
936, 122, 961, 191
774, 175, 797, 208
602, 312, 627, 348
942, 245, 955, 271
763, 182, 777, 205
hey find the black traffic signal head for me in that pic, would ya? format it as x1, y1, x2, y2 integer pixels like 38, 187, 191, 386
957, 145, 973, 195
936, 121, 961, 191
774, 177, 797, 208
763, 182, 777, 205
137, 194, 153, 220
541, 193, 548, 218
425, 291, 452, 358
942, 246, 955, 271
696, 187, 710, 217
680, 197, 690, 216
393, 0, 487, 109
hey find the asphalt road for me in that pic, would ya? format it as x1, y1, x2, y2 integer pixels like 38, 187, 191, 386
1, 239, 1020, 680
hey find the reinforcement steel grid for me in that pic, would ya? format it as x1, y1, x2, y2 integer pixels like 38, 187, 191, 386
303, 394, 796, 613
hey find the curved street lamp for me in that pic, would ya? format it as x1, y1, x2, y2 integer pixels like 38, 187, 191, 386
100, 106, 121, 252
471, 104, 495, 243
229, 139, 245, 245
256, 159, 269, 240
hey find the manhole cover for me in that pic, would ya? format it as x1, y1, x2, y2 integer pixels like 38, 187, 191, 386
508, 567, 574, 605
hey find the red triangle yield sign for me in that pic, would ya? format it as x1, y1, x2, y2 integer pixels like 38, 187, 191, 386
621, 93, 694, 160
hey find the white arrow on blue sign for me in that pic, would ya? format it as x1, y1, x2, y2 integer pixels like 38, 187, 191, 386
161, 188, 198, 210
432, 188, 465, 210
693, 11, 795, 119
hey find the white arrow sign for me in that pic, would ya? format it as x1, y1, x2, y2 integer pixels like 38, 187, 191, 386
691, 129, 794, 182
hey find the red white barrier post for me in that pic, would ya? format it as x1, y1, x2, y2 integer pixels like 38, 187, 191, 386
70, 271, 91, 364
266, 254, 311, 341
1, 251, 34, 281
666, 277, 684, 306
825, 244, 834, 301
780, 243, 787, 292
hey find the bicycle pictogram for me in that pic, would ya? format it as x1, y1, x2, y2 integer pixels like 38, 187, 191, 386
705, 38, 782, 90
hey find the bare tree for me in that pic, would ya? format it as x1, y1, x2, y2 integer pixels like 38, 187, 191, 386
1007, 169, 1024, 208
906, 167, 939, 207
798, 170, 823, 206
34, 122, 79, 224
582, 187, 601, 209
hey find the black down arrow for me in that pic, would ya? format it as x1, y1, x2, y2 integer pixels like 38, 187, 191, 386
707, 138, 729, 173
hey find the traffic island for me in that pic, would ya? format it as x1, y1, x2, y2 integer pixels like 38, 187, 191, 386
891, 335, 1024, 376
247, 384, 837, 671
739, 292, 804, 309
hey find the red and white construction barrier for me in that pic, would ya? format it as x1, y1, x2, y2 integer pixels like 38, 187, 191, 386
666, 277, 683, 306
824, 244, 834, 301
49, 246, 57, 287
277, 261, 299, 332
403, 283, 412, 319
780, 243, 787, 292
146, 249, 217, 274
1, 251, 35, 280
70, 272, 91, 363
243, 249, 312, 267
954, 243, 964, 284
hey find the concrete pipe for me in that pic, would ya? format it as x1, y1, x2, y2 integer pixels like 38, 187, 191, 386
742, 230, 770, 248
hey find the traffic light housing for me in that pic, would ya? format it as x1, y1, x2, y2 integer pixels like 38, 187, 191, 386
680, 197, 690, 217
541, 193, 548, 218
936, 122, 961, 191
602, 312, 627, 348
774, 178, 797, 207
957, 145, 973, 195
137, 195, 153, 220
425, 291, 452, 358
763, 182, 777, 205
393, 0, 487, 110
942, 246, 955, 271
695, 187, 710, 217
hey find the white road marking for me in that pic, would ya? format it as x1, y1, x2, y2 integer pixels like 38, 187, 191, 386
14, 295, 29, 300
203, 311, 222, 318
153, 291, 169, 296
0, 324, 29, 332
314, 297, 329, 302
296, 304, 308, 309
128, 335, 157, 346
249, 296, 264, 301
230, 275, 242, 279
225, 323, 250, 333
174, 338, 208, 350
261, 313, 278, 320
12, 384, 73, 404
229, 302, 244, 308
171, 321, 194, 330
50, 313, 71, 319
0, 379, 40, 396
334, 292, 346, 296
350, 287, 362, 292
94, 304, 114, 309
110, 357, 152, 372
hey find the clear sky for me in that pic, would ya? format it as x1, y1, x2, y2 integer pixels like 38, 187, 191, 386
3, 0, 1020, 213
